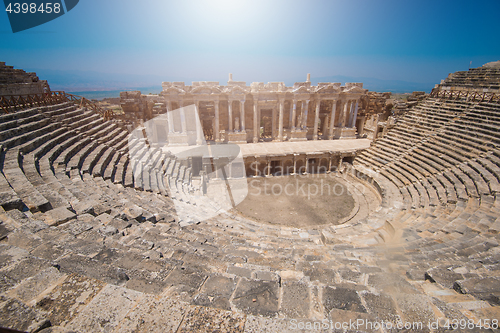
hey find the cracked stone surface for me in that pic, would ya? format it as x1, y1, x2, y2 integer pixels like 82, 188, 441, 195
1, 70, 500, 332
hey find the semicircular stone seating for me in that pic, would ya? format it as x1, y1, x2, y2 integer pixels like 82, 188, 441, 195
1, 63, 500, 332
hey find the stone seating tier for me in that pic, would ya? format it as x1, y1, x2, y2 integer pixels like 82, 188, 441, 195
439, 64, 500, 92
1, 80, 500, 332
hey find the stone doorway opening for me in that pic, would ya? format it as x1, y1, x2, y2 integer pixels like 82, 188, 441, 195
203, 119, 214, 141
260, 109, 273, 141
270, 160, 282, 176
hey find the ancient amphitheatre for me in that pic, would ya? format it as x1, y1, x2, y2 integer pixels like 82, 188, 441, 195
0, 60, 499, 332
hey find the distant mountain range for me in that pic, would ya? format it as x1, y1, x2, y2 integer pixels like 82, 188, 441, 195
25, 68, 435, 94
23, 68, 165, 92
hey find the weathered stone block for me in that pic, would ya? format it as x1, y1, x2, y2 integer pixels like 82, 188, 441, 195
178, 305, 245, 333
42, 207, 76, 226
323, 286, 366, 313
8, 266, 65, 303
115, 294, 187, 332
0, 295, 50, 332
280, 281, 310, 318
35, 273, 105, 326
66, 284, 142, 332
232, 278, 279, 317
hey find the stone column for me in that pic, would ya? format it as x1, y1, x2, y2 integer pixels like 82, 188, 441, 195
328, 153, 332, 173
304, 156, 309, 174
335, 100, 341, 127
328, 100, 337, 139
180, 103, 187, 134
267, 159, 271, 177
228, 100, 233, 132
313, 100, 321, 140
351, 100, 359, 128
323, 115, 329, 138
272, 106, 277, 139
292, 154, 297, 175
196, 101, 203, 145
348, 100, 355, 127
278, 98, 284, 141
342, 100, 349, 127
167, 101, 174, 133
302, 100, 309, 129
214, 99, 220, 141
253, 102, 259, 143
240, 100, 246, 132
291, 100, 297, 130
357, 115, 365, 136
297, 101, 303, 129
254, 158, 259, 177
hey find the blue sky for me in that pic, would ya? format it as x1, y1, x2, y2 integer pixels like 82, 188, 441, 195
1, 0, 500, 91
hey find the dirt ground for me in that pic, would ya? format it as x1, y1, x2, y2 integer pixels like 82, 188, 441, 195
235, 174, 355, 228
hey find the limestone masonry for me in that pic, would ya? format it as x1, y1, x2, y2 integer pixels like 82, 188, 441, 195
0, 61, 499, 332
160, 74, 366, 144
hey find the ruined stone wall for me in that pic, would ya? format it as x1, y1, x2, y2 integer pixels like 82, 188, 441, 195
0, 62, 49, 96
360, 92, 392, 118
119, 91, 148, 121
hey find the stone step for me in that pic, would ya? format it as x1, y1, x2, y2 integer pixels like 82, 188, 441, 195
73, 115, 102, 134
427, 175, 448, 205
53, 136, 90, 166
2, 149, 51, 212
0, 166, 23, 211
112, 154, 128, 185
469, 159, 500, 194
81, 144, 108, 175
0, 106, 40, 123
1, 122, 58, 150
0, 116, 50, 143
67, 141, 99, 171
42, 103, 78, 118
23, 154, 70, 210
50, 105, 83, 121
37, 158, 78, 204
93, 147, 116, 178
0, 112, 44, 133
451, 166, 480, 198
443, 170, 469, 201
